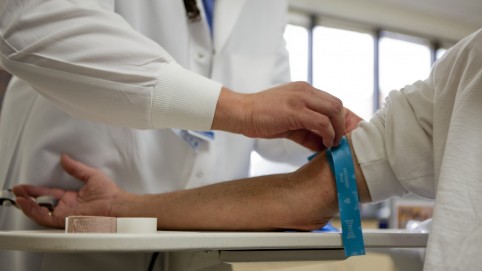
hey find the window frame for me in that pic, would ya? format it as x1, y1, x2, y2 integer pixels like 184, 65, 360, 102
286, 9, 456, 114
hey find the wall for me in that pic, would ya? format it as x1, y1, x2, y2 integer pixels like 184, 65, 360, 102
289, 0, 482, 42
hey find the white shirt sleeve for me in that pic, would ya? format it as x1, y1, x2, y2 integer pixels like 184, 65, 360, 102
0, 0, 221, 130
351, 28, 482, 203
351, 79, 436, 202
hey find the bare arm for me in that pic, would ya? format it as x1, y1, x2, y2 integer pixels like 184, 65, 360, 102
116, 134, 370, 230
13, 135, 371, 231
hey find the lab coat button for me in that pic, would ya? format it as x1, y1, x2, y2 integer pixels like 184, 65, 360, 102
197, 53, 205, 59
196, 171, 203, 178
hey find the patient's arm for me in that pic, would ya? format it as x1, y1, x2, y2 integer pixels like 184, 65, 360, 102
13, 135, 371, 231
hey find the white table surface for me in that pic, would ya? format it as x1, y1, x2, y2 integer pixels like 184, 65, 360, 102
0, 229, 427, 253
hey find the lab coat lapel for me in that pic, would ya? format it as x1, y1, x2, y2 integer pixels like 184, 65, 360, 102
213, 0, 247, 51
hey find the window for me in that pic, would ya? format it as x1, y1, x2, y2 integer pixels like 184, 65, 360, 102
312, 26, 375, 120
250, 17, 451, 177
379, 33, 432, 106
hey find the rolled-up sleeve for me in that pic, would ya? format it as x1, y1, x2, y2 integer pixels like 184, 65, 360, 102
352, 79, 436, 202
0, 0, 221, 130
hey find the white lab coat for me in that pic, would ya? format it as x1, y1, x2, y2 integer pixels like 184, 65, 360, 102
0, 1, 308, 270
352, 28, 482, 270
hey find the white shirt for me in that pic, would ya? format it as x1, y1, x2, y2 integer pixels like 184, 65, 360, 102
352, 28, 482, 270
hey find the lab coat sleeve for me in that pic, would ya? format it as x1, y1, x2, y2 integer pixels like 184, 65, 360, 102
351, 79, 436, 202
0, 0, 221, 130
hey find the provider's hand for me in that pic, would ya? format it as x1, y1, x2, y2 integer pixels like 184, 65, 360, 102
212, 82, 345, 151
13, 155, 124, 228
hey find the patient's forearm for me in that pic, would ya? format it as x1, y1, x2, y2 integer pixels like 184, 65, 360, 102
111, 135, 371, 231
113, 167, 333, 231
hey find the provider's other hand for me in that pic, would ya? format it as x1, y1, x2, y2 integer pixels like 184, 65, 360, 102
13, 155, 123, 228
